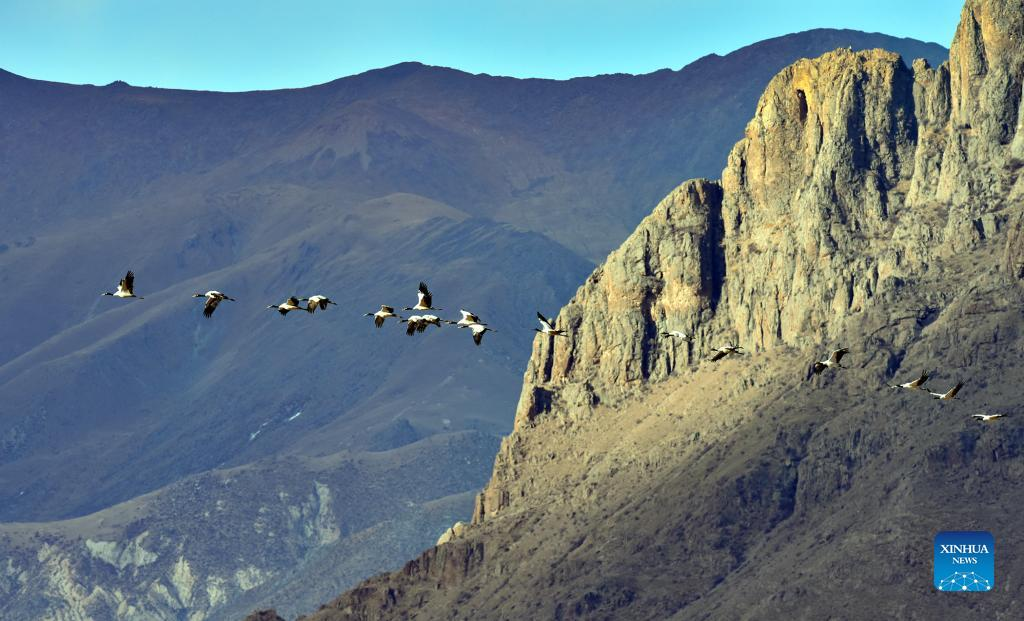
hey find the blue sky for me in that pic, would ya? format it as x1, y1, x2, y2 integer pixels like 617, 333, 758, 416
1, 0, 963, 91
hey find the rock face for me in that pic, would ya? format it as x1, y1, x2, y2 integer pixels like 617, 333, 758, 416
435, 521, 468, 546
946, 0, 1024, 195
483, 33, 1024, 524
512, 179, 725, 427
478, 0, 1024, 523
720, 48, 918, 350
298, 1, 1024, 620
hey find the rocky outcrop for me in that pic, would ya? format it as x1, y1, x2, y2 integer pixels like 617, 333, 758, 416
907, 58, 953, 204
511, 179, 725, 428
301, 2, 1024, 620
300, 539, 485, 621
479, 37, 1021, 523
477, 178, 726, 520
506, 44, 954, 445
435, 521, 468, 546
480, 32, 1021, 452
505, 0, 1024, 436
945, 0, 1024, 196
720, 48, 919, 350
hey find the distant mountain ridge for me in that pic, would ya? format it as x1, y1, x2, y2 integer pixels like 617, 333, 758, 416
0, 29, 948, 621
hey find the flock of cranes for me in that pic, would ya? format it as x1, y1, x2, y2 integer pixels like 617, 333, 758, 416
362, 283, 500, 344
809, 347, 966, 400
658, 336, 999, 422
101, 273, 551, 347
805, 347, 997, 422
102, 271, 1006, 422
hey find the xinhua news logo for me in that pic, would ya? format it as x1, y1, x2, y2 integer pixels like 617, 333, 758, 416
934, 531, 994, 592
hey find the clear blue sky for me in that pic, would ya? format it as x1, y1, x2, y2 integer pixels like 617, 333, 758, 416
0, 0, 964, 92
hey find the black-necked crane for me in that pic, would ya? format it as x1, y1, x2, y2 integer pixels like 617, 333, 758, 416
365, 305, 400, 328
930, 381, 965, 400
972, 413, 1006, 422
267, 297, 306, 316
419, 314, 443, 330
302, 295, 336, 314
661, 330, 693, 341
808, 347, 849, 377
446, 309, 484, 328
401, 315, 424, 335
193, 290, 235, 318
404, 282, 442, 311
101, 270, 142, 299
535, 312, 566, 337
889, 371, 929, 390
708, 345, 744, 362
468, 322, 495, 346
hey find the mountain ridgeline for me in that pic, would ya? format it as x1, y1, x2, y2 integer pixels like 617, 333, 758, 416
301, 1, 1024, 619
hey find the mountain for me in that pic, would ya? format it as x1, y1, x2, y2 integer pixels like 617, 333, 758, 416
298, 1, 1024, 619
0, 30, 949, 621
1, 431, 500, 621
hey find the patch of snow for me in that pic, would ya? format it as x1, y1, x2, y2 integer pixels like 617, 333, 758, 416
249, 420, 271, 441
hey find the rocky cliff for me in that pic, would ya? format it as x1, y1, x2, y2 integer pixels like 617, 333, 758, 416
474, 0, 1024, 526
296, 1, 1024, 619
